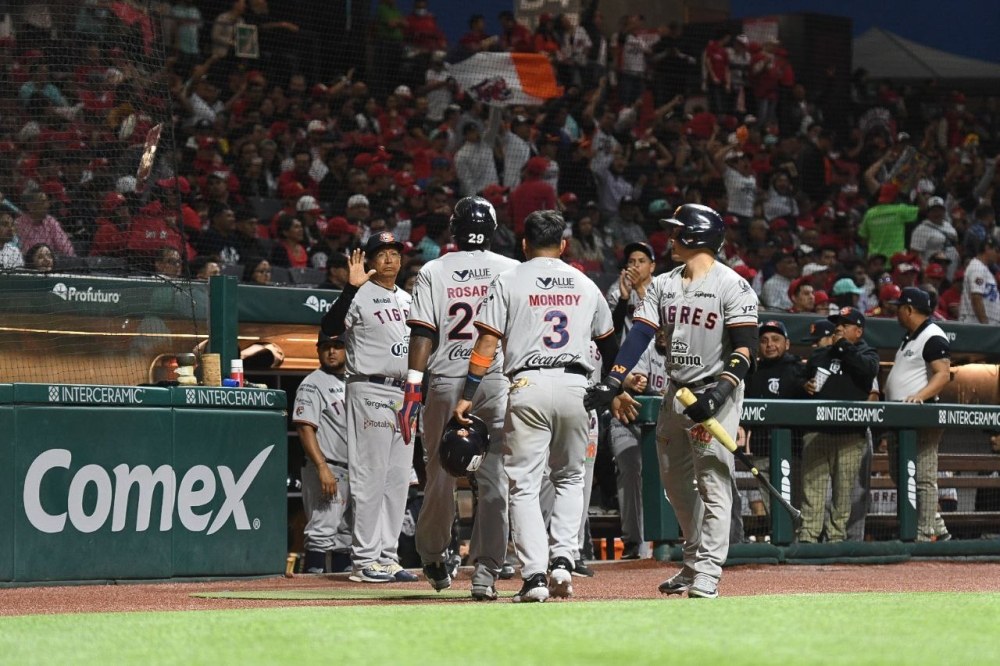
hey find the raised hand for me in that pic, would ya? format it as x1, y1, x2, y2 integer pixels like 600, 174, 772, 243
348, 248, 375, 287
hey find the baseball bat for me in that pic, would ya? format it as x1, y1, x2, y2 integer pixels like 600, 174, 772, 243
675, 388, 803, 528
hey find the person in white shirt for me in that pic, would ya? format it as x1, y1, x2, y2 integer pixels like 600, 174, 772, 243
501, 115, 533, 189
761, 251, 799, 311
618, 15, 650, 105
910, 196, 960, 267
959, 236, 1000, 324
0, 212, 24, 269
454, 108, 501, 197
714, 147, 757, 223
884, 287, 952, 541
763, 171, 799, 221
421, 52, 453, 123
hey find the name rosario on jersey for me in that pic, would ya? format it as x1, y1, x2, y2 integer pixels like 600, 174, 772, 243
661, 303, 719, 329
372, 307, 409, 325
447, 285, 489, 299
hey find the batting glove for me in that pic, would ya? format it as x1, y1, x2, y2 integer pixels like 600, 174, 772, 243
682, 381, 735, 423
397, 382, 422, 445
583, 377, 623, 413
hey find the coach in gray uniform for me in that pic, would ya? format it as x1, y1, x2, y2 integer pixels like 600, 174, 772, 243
453, 210, 619, 603
398, 196, 519, 600
293, 330, 354, 574
885, 287, 952, 541
321, 232, 419, 584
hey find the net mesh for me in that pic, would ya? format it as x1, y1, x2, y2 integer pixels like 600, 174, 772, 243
0, 2, 997, 530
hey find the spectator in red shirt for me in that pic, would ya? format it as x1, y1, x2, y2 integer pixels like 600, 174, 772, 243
509, 157, 557, 236
90, 192, 131, 257
704, 30, 731, 115
751, 38, 780, 127
499, 11, 534, 52
277, 148, 320, 199
458, 14, 492, 58
271, 214, 309, 269
405, 0, 447, 53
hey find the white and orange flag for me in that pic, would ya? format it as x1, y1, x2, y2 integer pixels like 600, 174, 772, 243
448, 53, 563, 106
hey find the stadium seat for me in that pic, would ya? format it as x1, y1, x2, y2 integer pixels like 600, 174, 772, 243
289, 267, 326, 286
269, 266, 290, 285
85, 256, 126, 273
221, 263, 244, 278
53, 255, 88, 273
248, 196, 284, 223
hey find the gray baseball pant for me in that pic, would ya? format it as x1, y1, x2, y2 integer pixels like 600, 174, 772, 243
301, 460, 353, 553
609, 419, 644, 546
540, 409, 598, 559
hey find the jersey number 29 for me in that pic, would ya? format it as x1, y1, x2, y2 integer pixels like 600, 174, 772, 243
467, 233, 485, 245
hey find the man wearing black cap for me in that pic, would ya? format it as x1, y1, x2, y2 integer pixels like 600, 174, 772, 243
293, 330, 354, 574
321, 232, 418, 583
798, 308, 880, 543
606, 241, 655, 336
742, 320, 808, 516
885, 287, 952, 541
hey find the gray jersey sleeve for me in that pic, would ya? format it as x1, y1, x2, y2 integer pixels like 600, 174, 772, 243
631, 273, 667, 330
475, 274, 508, 340
723, 273, 760, 328
407, 268, 437, 332
292, 380, 324, 430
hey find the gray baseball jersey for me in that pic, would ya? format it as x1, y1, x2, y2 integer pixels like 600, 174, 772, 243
292, 369, 348, 463
634, 339, 669, 395
407, 249, 520, 377
476, 257, 615, 374
344, 281, 413, 378
632, 263, 758, 383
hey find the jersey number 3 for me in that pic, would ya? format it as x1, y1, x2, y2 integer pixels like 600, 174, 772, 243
543, 310, 569, 349
447, 302, 474, 341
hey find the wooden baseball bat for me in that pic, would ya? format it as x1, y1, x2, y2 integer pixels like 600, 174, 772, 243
675, 387, 803, 528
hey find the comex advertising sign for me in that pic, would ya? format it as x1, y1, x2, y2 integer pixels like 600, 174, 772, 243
23, 446, 274, 535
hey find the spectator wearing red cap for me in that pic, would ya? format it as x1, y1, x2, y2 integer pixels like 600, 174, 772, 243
90, 192, 131, 257
560, 192, 580, 219
892, 261, 920, 289
788, 277, 815, 313
509, 157, 557, 236
924, 262, 947, 292
312, 217, 360, 270
296, 195, 326, 242
859, 182, 922, 260
277, 148, 320, 199
812, 289, 833, 314
866, 283, 902, 318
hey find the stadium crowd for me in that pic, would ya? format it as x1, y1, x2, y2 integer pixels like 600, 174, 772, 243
0, 0, 999, 324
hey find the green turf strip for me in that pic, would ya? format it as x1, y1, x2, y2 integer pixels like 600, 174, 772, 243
1, 593, 998, 665
190, 588, 514, 601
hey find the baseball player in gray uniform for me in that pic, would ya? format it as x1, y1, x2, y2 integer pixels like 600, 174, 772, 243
294, 330, 354, 574
606, 241, 656, 337
321, 232, 419, 584
397, 196, 519, 601
452, 210, 618, 603
586, 204, 759, 599
611, 330, 671, 559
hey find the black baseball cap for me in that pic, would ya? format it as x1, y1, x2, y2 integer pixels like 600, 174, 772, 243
888, 286, 932, 314
759, 319, 788, 338
365, 231, 404, 255
802, 319, 836, 342
829, 306, 866, 328
623, 241, 655, 262
317, 330, 346, 347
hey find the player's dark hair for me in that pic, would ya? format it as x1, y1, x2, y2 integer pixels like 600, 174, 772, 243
524, 210, 566, 249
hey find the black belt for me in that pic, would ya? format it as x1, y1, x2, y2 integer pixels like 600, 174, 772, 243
671, 377, 714, 390
365, 375, 404, 389
511, 364, 589, 379
323, 458, 348, 470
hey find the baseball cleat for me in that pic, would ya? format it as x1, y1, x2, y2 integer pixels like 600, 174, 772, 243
658, 568, 694, 595
384, 562, 419, 582
349, 564, 394, 583
621, 542, 642, 560
422, 562, 452, 591
572, 560, 595, 578
548, 557, 574, 599
446, 551, 461, 579
471, 584, 499, 601
498, 563, 516, 580
687, 573, 720, 599
513, 573, 549, 603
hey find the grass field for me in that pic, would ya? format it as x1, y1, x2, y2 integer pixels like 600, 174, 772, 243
1, 592, 998, 665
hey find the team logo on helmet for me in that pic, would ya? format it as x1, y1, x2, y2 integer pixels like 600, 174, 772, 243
380, 232, 395, 243
840, 307, 851, 316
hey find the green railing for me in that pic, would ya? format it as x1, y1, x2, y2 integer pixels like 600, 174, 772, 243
637, 397, 1000, 549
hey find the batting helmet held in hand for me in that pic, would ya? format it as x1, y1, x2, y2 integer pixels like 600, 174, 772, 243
661, 203, 726, 253
439, 414, 490, 478
450, 196, 497, 250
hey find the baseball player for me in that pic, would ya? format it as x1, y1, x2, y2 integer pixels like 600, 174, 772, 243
293, 330, 353, 574
607, 241, 656, 336
453, 210, 618, 603
612, 329, 671, 559
397, 196, 519, 601
586, 204, 759, 599
321, 232, 419, 583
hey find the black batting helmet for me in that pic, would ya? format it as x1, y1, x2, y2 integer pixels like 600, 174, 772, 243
661, 204, 726, 253
450, 196, 497, 250
439, 414, 489, 477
